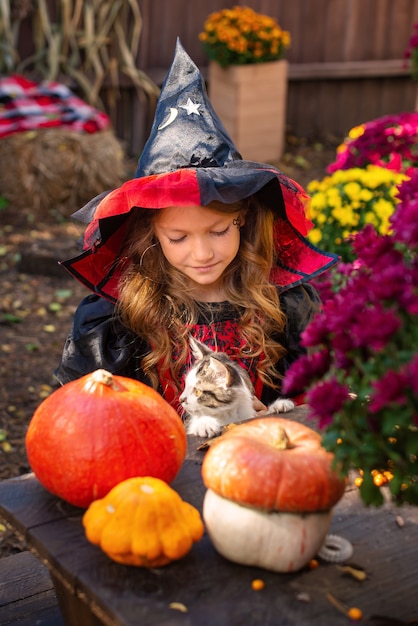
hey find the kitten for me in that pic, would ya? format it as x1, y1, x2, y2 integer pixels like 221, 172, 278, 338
180, 337, 294, 438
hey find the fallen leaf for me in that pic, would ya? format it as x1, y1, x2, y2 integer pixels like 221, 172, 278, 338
296, 591, 311, 603
55, 289, 73, 300
1, 313, 22, 324
336, 564, 367, 581
49, 302, 62, 312
25, 343, 39, 352
169, 602, 187, 613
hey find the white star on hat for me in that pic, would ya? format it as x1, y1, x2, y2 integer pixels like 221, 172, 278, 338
179, 98, 201, 115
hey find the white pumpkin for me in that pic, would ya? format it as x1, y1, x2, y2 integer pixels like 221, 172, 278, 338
203, 489, 332, 573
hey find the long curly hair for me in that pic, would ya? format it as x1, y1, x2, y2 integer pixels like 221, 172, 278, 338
116, 197, 288, 392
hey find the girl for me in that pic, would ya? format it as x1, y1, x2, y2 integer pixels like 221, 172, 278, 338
56, 40, 338, 414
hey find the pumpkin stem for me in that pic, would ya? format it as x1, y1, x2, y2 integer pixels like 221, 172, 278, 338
272, 426, 293, 450
84, 369, 123, 392
91, 369, 115, 386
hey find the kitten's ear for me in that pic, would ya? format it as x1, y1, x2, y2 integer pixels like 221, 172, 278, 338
189, 336, 213, 361
208, 357, 231, 388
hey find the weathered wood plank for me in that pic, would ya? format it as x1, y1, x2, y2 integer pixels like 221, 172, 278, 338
0, 551, 64, 626
0, 592, 63, 626
288, 59, 409, 80
0, 551, 54, 606
144, 58, 409, 87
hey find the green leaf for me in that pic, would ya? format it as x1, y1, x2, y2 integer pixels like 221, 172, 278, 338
388, 470, 403, 498
381, 412, 403, 437
54, 289, 72, 300
25, 343, 39, 352
400, 485, 418, 506
405, 430, 418, 458
1, 313, 22, 324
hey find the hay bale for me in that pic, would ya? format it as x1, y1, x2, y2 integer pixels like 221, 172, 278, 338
0, 128, 127, 225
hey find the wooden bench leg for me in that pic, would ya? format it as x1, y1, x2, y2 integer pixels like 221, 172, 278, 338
50, 573, 109, 626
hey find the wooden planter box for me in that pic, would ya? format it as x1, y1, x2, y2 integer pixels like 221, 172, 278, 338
208, 59, 288, 164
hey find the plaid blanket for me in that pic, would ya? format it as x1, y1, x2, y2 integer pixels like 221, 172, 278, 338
0, 75, 110, 138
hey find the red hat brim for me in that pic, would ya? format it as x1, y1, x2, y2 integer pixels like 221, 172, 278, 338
60, 166, 338, 302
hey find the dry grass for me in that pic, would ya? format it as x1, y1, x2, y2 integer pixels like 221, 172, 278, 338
0, 127, 127, 224
0, 0, 159, 108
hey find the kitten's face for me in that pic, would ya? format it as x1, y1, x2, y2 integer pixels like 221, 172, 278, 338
181, 337, 294, 438
180, 355, 237, 416
181, 337, 255, 437
180, 337, 254, 417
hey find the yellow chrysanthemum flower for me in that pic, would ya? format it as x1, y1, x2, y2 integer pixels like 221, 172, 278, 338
336, 143, 348, 155
326, 192, 343, 209
310, 194, 328, 212
359, 188, 373, 202
312, 211, 327, 225
331, 206, 358, 228
343, 182, 362, 201
308, 228, 322, 244
307, 180, 321, 193
365, 211, 379, 227
348, 124, 365, 139
306, 164, 410, 261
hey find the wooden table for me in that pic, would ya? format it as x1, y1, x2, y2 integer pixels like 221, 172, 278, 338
0, 408, 417, 626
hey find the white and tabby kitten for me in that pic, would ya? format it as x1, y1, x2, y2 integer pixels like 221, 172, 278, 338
180, 337, 295, 438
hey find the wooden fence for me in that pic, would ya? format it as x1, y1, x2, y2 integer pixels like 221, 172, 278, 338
16, 0, 418, 156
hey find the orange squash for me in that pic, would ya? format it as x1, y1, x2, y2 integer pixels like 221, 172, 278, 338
26, 369, 187, 508
83, 476, 204, 567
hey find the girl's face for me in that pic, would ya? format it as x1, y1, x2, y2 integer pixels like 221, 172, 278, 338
154, 204, 244, 301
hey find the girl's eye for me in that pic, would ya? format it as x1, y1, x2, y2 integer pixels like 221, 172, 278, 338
167, 225, 230, 244
213, 226, 229, 237
212, 226, 230, 237
168, 235, 186, 244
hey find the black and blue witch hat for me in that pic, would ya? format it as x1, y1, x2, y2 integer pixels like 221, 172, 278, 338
60, 39, 338, 302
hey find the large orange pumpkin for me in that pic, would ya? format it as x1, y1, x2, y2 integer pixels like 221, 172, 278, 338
26, 369, 187, 508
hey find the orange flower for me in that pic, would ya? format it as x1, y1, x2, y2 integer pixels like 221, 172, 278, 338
199, 5, 290, 68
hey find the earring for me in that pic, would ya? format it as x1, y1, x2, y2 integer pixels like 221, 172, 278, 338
139, 241, 159, 266
233, 217, 242, 229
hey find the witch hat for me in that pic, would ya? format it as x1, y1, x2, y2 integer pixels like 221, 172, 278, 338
136, 38, 241, 176
60, 39, 338, 302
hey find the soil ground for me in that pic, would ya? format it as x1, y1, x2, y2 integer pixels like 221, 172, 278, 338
0, 137, 338, 557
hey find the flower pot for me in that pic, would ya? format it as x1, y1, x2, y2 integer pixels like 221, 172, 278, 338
208, 59, 288, 163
